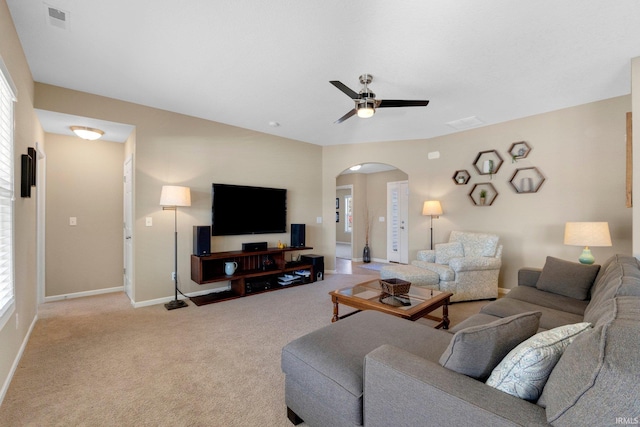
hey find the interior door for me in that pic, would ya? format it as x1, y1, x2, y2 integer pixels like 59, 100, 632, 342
387, 181, 409, 263
123, 156, 133, 300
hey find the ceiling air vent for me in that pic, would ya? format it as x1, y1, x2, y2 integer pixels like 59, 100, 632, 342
46, 5, 69, 30
445, 116, 484, 131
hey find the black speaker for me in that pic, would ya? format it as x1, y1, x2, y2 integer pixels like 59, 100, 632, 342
193, 226, 211, 256
291, 224, 306, 247
301, 254, 323, 281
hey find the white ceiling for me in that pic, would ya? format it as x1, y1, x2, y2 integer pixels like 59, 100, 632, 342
8, 1, 640, 146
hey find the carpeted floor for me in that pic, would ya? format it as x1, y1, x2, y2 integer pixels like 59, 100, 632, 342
0, 274, 488, 426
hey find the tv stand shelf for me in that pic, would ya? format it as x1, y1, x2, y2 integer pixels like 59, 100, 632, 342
190, 247, 315, 306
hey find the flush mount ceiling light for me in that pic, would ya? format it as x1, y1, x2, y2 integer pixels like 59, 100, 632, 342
70, 126, 104, 140
349, 164, 362, 171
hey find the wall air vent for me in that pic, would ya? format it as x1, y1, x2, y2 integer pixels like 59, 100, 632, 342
46, 4, 69, 30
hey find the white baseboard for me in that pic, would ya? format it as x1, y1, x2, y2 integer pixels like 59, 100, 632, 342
132, 285, 231, 308
44, 286, 124, 303
0, 312, 38, 407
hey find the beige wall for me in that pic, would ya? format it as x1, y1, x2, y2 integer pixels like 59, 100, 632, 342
323, 96, 633, 288
0, 0, 44, 402
45, 133, 124, 297
34, 83, 323, 304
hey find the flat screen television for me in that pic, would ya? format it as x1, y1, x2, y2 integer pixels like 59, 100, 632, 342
212, 183, 287, 236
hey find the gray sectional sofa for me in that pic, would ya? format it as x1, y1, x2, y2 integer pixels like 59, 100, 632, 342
281, 254, 640, 426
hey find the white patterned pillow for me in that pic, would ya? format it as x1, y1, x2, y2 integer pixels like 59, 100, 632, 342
486, 322, 592, 401
435, 241, 464, 264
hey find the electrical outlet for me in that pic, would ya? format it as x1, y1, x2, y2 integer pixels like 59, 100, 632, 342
69, 217, 77, 226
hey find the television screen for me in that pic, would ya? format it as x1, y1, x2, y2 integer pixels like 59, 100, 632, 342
212, 183, 287, 236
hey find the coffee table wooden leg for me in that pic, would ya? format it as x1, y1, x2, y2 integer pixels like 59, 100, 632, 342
332, 299, 340, 322
442, 299, 450, 329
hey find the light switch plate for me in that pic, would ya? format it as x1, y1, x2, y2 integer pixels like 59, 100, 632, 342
69, 217, 77, 226
145, 217, 153, 226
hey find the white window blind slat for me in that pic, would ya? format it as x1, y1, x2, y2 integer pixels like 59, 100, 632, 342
0, 56, 15, 325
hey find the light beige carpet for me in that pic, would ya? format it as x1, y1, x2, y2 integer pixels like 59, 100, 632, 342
0, 274, 487, 426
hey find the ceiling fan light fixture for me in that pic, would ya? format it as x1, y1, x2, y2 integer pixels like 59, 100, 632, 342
70, 126, 104, 140
356, 101, 375, 119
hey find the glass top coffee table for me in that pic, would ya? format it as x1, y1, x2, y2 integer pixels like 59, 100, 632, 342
329, 279, 453, 328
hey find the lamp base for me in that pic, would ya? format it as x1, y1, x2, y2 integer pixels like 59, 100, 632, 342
164, 299, 188, 310
578, 247, 595, 265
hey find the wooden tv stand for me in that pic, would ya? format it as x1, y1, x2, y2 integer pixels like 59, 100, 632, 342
190, 247, 315, 305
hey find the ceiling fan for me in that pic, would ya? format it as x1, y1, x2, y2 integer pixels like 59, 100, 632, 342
330, 74, 429, 124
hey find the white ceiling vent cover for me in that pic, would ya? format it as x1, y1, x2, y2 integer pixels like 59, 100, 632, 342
46, 4, 69, 30
446, 116, 484, 131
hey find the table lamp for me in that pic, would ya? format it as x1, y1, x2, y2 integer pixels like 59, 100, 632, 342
563, 222, 612, 265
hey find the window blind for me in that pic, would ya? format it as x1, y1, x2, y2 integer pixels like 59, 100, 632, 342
0, 59, 16, 324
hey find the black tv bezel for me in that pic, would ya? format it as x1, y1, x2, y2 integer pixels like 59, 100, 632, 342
211, 183, 287, 236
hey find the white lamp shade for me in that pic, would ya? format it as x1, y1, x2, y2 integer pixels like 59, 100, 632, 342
564, 222, 612, 247
160, 185, 191, 207
422, 200, 443, 216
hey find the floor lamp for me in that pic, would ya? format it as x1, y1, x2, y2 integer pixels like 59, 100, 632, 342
160, 185, 191, 310
422, 200, 443, 250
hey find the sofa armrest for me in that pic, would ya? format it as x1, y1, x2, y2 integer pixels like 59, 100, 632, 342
448, 256, 501, 272
518, 268, 542, 287
363, 345, 548, 427
416, 249, 435, 262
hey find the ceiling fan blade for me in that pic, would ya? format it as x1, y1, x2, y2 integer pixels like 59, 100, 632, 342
334, 109, 357, 124
330, 81, 360, 100
377, 99, 429, 108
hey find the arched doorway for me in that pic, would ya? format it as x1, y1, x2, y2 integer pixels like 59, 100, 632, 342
335, 163, 408, 273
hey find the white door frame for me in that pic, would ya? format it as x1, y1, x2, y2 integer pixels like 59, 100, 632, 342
387, 180, 409, 264
36, 142, 46, 304
123, 155, 134, 302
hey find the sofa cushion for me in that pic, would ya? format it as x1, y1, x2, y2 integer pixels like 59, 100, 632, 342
505, 286, 589, 316
480, 297, 584, 331
439, 311, 541, 381
536, 256, 600, 300
486, 322, 591, 401
541, 297, 640, 427
435, 241, 464, 264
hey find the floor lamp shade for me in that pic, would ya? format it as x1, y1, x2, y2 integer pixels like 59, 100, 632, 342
422, 200, 443, 216
564, 222, 612, 264
160, 185, 191, 207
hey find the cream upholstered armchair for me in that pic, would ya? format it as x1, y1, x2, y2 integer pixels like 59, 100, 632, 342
411, 230, 502, 302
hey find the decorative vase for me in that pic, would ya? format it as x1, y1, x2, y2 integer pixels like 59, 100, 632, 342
363, 244, 371, 263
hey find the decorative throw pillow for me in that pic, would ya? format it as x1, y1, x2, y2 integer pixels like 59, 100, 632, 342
536, 256, 600, 300
435, 241, 464, 265
439, 311, 541, 381
486, 322, 592, 401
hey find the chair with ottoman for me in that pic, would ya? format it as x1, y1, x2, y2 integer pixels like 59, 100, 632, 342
380, 230, 502, 302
